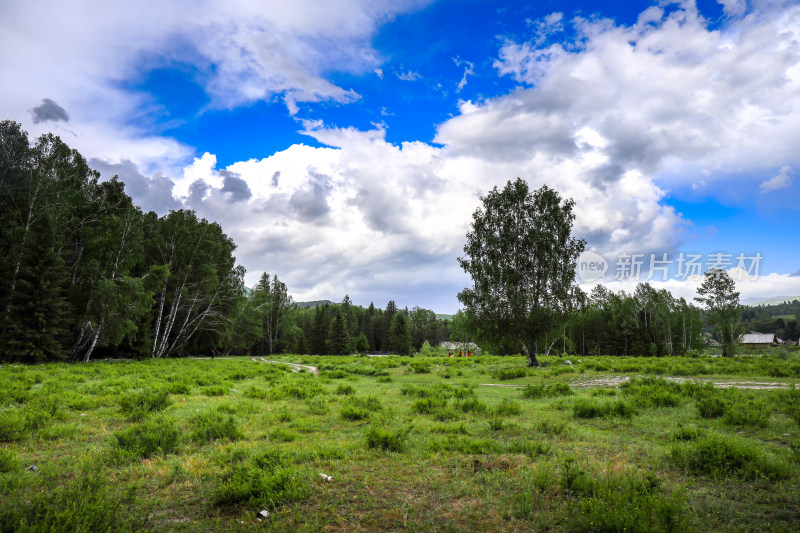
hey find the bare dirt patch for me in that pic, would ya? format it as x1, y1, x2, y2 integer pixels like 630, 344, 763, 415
252, 357, 319, 375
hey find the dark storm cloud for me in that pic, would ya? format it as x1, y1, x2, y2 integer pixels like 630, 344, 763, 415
89, 158, 179, 214
288, 170, 331, 222
188, 179, 210, 205
30, 98, 69, 123
220, 169, 252, 202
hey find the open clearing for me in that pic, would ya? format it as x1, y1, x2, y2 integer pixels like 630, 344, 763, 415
1, 353, 799, 531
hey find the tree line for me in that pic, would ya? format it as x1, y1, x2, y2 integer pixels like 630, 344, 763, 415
223, 281, 451, 356
0, 120, 450, 363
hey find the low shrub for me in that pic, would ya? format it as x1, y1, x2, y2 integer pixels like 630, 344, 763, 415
410, 361, 431, 374
507, 439, 550, 457
430, 436, 500, 454
454, 397, 486, 414
243, 385, 269, 399
0, 467, 147, 531
522, 383, 573, 399
365, 423, 411, 452
722, 399, 770, 428
335, 384, 356, 396
488, 417, 504, 431
341, 396, 382, 421
672, 424, 702, 441
213, 447, 307, 510
669, 434, 792, 480
0, 448, 19, 472
114, 416, 181, 459
269, 380, 323, 400
696, 396, 727, 419
307, 398, 328, 415
492, 399, 522, 417
492, 367, 529, 380
119, 388, 172, 420
376, 376, 393, 383
573, 398, 637, 419
412, 396, 448, 415
320, 370, 349, 379
0, 410, 26, 441
201, 385, 228, 397
191, 411, 243, 442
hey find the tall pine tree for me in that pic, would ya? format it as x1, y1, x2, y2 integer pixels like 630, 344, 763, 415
4, 214, 71, 362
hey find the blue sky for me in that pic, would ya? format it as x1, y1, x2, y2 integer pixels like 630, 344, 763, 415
2, 0, 799, 312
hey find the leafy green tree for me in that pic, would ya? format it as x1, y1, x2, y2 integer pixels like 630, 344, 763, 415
457, 179, 585, 366
695, 268, 742, 357
387, 312, 412, 355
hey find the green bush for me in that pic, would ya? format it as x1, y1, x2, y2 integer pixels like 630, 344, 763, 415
335, 384, 356, 396
340, 396, 383, 421
213, 447, 307, 510
492, 367, 528, 380
412, 396, 448, 415
320, 369, 349, 379
307, 398, 328, 415
669, 434, 792, 480
191, 411, 243, 442
429, 436, 500, 454
0, 410, 26, 442
243, 385, 269, 399
201, 385, 228, 397
522, 383, 573, 399
376, 376, 393, 383
119, 388, 172, 420
0, 448, 19, 472
488, 417, 504, 431
0, 467, 147, 531
492, 399, 522, 417
269, 380, 323, 400
365, 424, 411, 452
410, 361, 431, 374
569, 471, 687, 532
696, 396, 727, 419
722, 399, 770, 428
507, 439, 550, 457
454, 397, 487, 414
114, 416, 181, 459
573, 398, 637, 419
164, 381, 191, 395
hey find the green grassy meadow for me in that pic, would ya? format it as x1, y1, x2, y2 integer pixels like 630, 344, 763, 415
2, 352, 800, 531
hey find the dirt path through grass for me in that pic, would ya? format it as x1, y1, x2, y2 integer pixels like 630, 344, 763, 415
252, 357, 319, 374
567, 375, 793, 389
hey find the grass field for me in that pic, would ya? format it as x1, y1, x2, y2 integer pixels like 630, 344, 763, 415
2, 352, 800, 531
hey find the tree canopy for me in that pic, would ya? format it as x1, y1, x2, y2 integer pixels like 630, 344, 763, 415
457, 179, 585, 366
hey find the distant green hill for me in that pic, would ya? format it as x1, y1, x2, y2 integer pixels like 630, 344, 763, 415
295, 300, 336, 309
436, 313, 454, 321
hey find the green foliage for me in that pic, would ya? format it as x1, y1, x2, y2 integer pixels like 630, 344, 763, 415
269, 379, 323, 400
0, 466, 147, 531
0, 410, 26, 441
365, 423, 411, 452
695, 269, 742, 357
114, 416, 181, 459
492, 367, 529, 380
119, 388, 172, 420
335, 384, 356, 396
669, 434, 792, 480
0, 448, 19, 472
457, 179, 585, 366
409, 361, 431, 373
213, 447, 307, 510
341, 396, 383, 420
191, 411, 242, 442
243, 385, 269, 399
521, 383, 573, 399
696, 396, 727, 419
491, 399, 522, 417
573, 398, 637, 419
